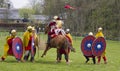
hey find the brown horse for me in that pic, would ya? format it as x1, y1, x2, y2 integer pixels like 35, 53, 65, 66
41, 25, 75, 64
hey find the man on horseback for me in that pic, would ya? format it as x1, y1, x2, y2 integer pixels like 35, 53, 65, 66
47, 16, 65, 44
47, 20, 56, 44
41, 16, 75, 64
53, 16, 66, 35
41, 17, 57, 58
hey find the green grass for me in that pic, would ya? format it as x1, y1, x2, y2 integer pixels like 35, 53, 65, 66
0, 32, 120, 71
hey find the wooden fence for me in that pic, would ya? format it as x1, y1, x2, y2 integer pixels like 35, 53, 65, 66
0, 23, 46, 32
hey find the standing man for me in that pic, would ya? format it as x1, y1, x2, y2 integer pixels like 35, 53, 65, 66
23, 26, 34, 62
95, 27, 107, 64
84, 32, 96, 64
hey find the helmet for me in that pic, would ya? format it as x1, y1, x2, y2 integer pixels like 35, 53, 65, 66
32, 27, 35, 30
98, 27, 102, 31
66, 29, 70, 32
11, 29, 16, 33
53, 16, 58, 20
88, 32, 93, 35
27, 26, 32, 30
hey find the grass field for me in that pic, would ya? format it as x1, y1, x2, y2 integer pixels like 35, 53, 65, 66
0, 32, 120, 71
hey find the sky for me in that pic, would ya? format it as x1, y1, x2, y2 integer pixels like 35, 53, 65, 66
10, 0, 29, 8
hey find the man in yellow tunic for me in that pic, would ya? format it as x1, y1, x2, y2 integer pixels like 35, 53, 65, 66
95, 27, 107, 64
0, 29, 21, 62
23, 26, 34, 62
65, 29, 73, 45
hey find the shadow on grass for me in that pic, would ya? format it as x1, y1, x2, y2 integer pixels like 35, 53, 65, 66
1, 59, 61, 65
2, 60, 19, 63
35, 60, 60, 65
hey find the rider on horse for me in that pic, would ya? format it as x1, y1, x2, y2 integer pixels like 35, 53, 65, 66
47, 16, 75, 51
54, 16, 66, 35
47, 16, 65, 44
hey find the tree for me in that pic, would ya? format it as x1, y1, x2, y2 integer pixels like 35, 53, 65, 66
0, 0, 5, 7
28, 0, 44, 14
19, 8, 35, 19
42, 0, 120, 40
0, 0, 13, 8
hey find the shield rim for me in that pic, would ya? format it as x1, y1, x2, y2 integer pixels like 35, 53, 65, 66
12, 37, 23, 60
81, 35, 95, 56
31, 36, 35, 57
92, 37, 106, 56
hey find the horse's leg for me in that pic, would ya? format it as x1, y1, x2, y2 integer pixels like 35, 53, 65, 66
41, 44, 50, 57
56, 48, 61, 63
59, 54, 62, 62
64, 48, 69, 64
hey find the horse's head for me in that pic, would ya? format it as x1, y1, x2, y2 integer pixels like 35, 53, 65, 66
44, 25, 50, 34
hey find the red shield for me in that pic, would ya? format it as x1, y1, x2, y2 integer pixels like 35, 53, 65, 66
92, 37, 106, 56
81, 35, 95, 56
12, 37, 23, 60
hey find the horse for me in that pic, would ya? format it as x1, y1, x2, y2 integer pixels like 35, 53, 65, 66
41, 25, 75, 64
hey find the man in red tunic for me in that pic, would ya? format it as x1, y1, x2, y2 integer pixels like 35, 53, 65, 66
0, 29, 22, 62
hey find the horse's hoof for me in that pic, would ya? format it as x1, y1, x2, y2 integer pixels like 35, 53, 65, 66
56, 60, 61, 63
66, 62, 70, 65
97, 62, 100, 65
0, 59, 3, 62
71, 47, 76, 52
41, 56, 44, 58
104, 61, 107, 64
69, 60, 72, 62
20, 59, 25, 63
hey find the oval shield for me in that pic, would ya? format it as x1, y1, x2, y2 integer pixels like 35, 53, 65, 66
92, 37, 106, 56
12, 37, 23, 60
31, 36, 35, 57
81, 35, 95, 56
